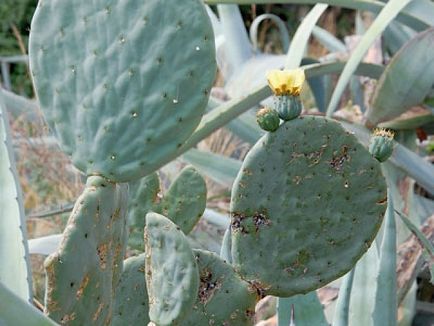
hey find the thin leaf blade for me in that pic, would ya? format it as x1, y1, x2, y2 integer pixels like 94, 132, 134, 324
367, 27, 434, 126
326, 0, 412, 117
0, 91, 32, 301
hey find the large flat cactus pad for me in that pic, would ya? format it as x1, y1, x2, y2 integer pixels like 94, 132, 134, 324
230, 116, 387, 297
29, 0, 216, 182
44, 177, 128, 325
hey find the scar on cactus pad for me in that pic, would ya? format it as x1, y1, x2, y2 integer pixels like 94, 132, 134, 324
369, 128, 395, 162
231, 116, 387, 297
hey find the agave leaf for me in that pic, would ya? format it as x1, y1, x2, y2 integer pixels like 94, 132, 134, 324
0, 282, 57, 326
367, 28, 434, 126
372, 192, 397, 325
0, 90, 32, 301
326, 0, 412, 117
285, 4, 328, 69
278, 291, 328, 326
182, 148, 241, 187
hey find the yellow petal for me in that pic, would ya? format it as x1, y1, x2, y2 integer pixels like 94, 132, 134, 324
290, 68, 305, 96
266, 68, 305, 96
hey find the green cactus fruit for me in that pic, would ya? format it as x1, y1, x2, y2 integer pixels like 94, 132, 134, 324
369, 129, 395, 162
44, 177, 128, 325
179, 249, 257, 326
256, 107, 280, 132
29, 0, 216, 182
128, 172, 161, 250
112, 254, 149, 326
230, 116, 387, 297
275, 95, 302, 121
144, 212, 199, 326
128, 166, 207, 251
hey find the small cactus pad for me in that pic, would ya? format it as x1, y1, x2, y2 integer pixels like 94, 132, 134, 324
230, 116, 387, 297
128, 166, 207, 251
144, 213, 199, 326
44, 177, 128, 325
112, 254, 149, 326
29, 0, 216, 182
128, 172, 161, 250
159, 166, 207, 234
179, 250, 257, 326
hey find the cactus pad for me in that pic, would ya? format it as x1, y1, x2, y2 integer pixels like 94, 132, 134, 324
44, 177, 128, 325
128, 172, 161, 250
159, 166, 207, 234
230, 116, 387, 297
29, 0, 216, 182
128, 166, 206, 250
180, 250, 257, 326
0, 91, 32, 300
112, 254, 149, 326
144, 212, 199, 326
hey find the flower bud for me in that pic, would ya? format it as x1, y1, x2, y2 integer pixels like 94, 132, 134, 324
256, 108, 280, 132
369, 128, 395, 162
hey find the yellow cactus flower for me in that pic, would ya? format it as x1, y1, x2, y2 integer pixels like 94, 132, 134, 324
373, 128, 395, 139
266, 68, 305, 96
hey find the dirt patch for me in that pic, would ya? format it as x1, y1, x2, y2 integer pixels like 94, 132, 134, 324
198, 269, 221, 304
76, 275, 89, 299
97, 243, 108, 269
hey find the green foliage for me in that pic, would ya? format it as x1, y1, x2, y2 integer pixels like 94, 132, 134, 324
0, 0, 37, 55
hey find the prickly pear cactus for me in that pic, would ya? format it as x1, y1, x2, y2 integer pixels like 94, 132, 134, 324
112, 254, 149, 326
44, 177, 128, 325
179, 249, 257, 326
144, 212, 199, 326
29, 0, 216, 182
230, 116, 387, 297
129, 166, 207, 250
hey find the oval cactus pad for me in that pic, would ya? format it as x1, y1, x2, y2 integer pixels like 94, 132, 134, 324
230, 116, 387, 297
144, 212, 199, 326
29, 0, 216, 182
